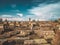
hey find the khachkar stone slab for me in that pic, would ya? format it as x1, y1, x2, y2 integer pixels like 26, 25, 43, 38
0, 20, 59, 45
52, 30, 60, 45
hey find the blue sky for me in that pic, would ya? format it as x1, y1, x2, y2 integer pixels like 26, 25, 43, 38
0, 0, 60, 21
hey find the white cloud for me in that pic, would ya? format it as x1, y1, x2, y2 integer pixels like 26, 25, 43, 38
2, 18, 23, 21
7, 18, 23, 21
28, 2, 60, 20
1, 14, 24, 21
17, 13, 23, 17
1, 15, 13, 18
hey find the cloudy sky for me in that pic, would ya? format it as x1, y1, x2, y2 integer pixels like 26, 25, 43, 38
0, 0, 60, 21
